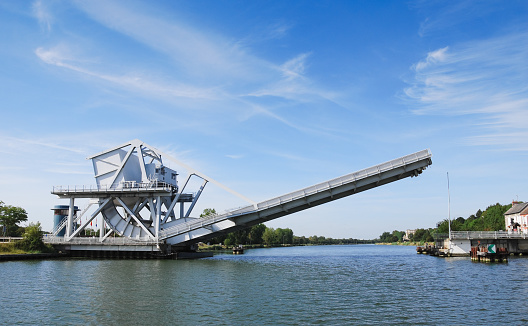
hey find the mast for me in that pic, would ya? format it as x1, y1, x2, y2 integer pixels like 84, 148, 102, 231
447, 172, 451, 240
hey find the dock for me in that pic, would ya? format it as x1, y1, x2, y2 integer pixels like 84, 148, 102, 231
417, 231, 528, 259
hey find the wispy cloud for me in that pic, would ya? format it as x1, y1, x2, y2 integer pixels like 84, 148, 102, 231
404, 32, 528, 150
35, 46, 220, 100
225, 154, 244, 159
32, 0, 52, 32
414, 0, 498, 37
3, 135, 85, 154
33, 0, 344, 137
72, 0, 275, 84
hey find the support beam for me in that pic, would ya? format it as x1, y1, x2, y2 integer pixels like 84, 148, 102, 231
116, 197, 155, 238
66, 198, 75, 238
67, 198, 113, 240
185, 179, 208, 218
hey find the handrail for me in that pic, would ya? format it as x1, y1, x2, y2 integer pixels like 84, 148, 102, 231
437, 231, 528, 240
52, 181, 175, 194
43, 235, 160, 245
159, 149, 432, 240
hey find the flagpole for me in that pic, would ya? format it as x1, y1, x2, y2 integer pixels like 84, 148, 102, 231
447, 172, 451, 240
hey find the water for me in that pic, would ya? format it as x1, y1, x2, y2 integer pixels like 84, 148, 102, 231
1, 245, 527, 325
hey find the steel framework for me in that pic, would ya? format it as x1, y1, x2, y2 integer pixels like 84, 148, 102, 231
50, 139, 432, 252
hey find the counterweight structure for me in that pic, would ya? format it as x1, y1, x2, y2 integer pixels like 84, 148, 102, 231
50, 139, 432, 253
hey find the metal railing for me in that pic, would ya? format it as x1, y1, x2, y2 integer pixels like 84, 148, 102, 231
52, 181, 175, 194
256, 149, 431, 211
0, 237, 23, 243
43, 235, 160, 245
436, 231, 528, 240
159, 149, 432, 240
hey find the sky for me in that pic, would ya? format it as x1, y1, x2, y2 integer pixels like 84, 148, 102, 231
0, 0, 527, 239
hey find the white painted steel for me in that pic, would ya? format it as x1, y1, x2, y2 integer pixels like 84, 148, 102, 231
160, 149, 432, 244
51, 140, 432, 249
441, 231, 528, 240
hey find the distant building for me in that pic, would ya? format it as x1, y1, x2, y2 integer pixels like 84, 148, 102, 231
504, 201, 528, 233
403, 229, 416, 241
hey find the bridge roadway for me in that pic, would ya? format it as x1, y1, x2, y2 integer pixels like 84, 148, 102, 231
160, 149, 432, 246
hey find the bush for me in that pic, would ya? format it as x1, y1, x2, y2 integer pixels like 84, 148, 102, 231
15, 222, 47, 252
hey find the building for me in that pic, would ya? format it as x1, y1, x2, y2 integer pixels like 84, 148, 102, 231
504, 201, 528, 234
403, 229, 416, 242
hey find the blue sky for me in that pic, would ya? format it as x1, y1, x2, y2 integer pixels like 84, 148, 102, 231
0, 0, 527, 239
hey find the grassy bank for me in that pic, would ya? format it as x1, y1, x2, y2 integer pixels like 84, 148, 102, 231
0, 241, 55, 255
376, 241, 433, 246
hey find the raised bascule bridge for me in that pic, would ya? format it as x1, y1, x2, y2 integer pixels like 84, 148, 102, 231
46, 139, 432, 258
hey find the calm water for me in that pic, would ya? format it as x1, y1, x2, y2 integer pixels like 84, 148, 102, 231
1, 245, 527, 325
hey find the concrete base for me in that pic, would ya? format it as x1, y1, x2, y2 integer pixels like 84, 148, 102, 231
51, 243, 213, 259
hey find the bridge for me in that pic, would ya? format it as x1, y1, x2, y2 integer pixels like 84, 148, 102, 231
47, 139, 432, 256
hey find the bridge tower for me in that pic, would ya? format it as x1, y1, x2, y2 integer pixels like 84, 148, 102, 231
49, 139, 432, 256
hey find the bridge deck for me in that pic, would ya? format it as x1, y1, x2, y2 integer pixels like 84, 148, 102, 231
160, 149, 432, 243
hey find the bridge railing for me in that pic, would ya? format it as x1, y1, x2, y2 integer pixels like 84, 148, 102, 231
43, 235, 160, 245
52, 181, 174, 194
436, 231, 528, 240
159, 149, 432, 240
256, 149, 431, 211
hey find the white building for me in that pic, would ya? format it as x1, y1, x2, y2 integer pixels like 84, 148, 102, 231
504, 202, 528, 234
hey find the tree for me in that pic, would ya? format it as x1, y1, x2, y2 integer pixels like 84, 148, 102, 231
16, 222, 46, 252
0, 203, 28, 236
200, 208, 217, 218
248, 224, 266, 244
262, 227, 278, 245
275, 228, 293, 244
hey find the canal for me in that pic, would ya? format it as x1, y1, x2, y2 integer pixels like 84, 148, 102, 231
1, 245, 526, 325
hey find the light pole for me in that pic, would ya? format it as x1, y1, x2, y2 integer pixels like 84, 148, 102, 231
447, 172, 451, 239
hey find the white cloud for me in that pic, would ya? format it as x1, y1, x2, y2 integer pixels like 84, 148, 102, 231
225, 154, 244, 159
404, 32, 528, 150
33, 1, 346, 137
413, 47, 448, 71
35, 46, 221, 100
32, 0, 52, 32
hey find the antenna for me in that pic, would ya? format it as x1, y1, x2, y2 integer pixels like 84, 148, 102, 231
447, 172, 451, 240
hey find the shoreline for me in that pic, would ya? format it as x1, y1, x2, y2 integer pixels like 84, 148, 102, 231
0, 252, 67, 261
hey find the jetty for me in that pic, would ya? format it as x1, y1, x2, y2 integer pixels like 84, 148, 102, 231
418, 231, 528, 259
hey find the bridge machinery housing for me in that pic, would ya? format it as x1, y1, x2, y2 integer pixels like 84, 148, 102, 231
49, 139, 432, 257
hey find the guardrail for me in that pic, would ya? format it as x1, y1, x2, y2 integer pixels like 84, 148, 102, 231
43, 235, 160, 245
256, 149, 431, 211
436, 231, 528, 240
52, 182, 175, 194
0, 237, 23, 243
160, 149, 432, 240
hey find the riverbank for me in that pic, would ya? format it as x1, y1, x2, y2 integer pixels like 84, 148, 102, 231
376, 241, 433, 246
0, 241, 56, 256
0, 252, 67, 261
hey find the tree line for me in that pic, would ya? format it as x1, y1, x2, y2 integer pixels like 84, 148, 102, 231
377, 202, 513, 243
201, 208, 374, 246
0, 200, 50, 252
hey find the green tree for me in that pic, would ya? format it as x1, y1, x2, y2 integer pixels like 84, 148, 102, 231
379, 231, 396, 243
248, 224, 266, 244
16, 222, 45, 252
391, 230, 405, 242
0, 203, 28, 236
200, 208, 217, 218
275, 228, 294, 244
262, 227, 278, 245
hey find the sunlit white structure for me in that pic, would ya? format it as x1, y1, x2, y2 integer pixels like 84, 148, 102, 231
49, 139, 432, 255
